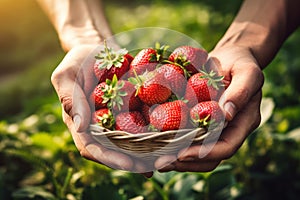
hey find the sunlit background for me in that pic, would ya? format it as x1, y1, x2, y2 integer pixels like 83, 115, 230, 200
1, 0, 300, 199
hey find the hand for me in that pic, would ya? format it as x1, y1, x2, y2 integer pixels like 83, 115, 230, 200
155, 45, 264, 172
51, 45, 153, 177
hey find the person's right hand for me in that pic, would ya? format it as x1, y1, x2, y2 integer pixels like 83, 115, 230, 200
51, 45, 153, 177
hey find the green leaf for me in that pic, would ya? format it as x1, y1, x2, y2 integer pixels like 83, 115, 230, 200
12, 186, 55, 200
82, 183, 127, 200
287, 127, 300, 141
259, 97, 275, 127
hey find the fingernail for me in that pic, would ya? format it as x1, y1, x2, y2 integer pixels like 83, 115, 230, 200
73, 115, 81, 131
224, 102, 236, 120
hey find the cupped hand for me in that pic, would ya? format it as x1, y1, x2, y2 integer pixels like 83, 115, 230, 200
51, 45, 153, 177
155, 45, 264, 172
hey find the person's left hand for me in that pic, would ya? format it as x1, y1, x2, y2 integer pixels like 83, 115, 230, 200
155, 45, 264, 172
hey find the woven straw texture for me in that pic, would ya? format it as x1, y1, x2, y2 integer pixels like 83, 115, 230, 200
89, 124, 223, 161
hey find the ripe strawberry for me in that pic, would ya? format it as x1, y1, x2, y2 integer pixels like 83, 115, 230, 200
141, 103, 151, 124
156, 63, 187, 97
168, 46, 208, 75
112, 80, 142, 113
129, 71, 171, 106
115, 111, 148, 134
90, 75, 139, 111
150, 100, 189, 131
94, 42, 131, 82
124, 53, 134, 64
93, 108, 115, 129
184, 70, 224, 107
89, 81, 108, 109
190, 101, 224, 128
128, 43, 168, 77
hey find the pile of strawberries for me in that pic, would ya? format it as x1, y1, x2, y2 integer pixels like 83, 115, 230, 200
89, 42, 225, 134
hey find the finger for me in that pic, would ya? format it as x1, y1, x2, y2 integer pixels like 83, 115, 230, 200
155, 154, 177, 171
141, 172, 154, 178
170, 161, 220, 173
53, 75, 91, 132
178, 91, 262, 162
219, 63, 264, 121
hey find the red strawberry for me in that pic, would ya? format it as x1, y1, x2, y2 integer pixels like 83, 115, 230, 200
112, 80, 142, 113
190, 101, 224, 128
129, 71, 171, 106
124, 53, 134, 64
150, 100, 189, 131
115, 111, 148, 134
89, 82, 107, 109
141, 104, 151, 124
94, 42, 131, 82
90, 75, 139, 111
156, 63, 187, 97
128, 44, 168, 77
184, 70, 224, 107
93, 108, 115, 129
168, 46, 208, 75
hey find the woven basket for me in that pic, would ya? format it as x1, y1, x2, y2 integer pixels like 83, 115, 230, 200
89, 124, 223, 161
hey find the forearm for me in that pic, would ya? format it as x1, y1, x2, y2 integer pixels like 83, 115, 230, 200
215, 0, 300, 69
37, 0, 112, 52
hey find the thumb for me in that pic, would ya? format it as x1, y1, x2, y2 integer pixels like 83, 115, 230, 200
51, 72, 92, 132
72, 83, 92, 132
219, 64, 264, 121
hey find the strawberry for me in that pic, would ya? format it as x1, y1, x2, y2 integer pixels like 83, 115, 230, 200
124, 53, 134, 64
93, 108, 115, 129
115, 111, 148, 134
129, 71, 171, 106
90, 74, 142, 112
168, 46, 208, 75
94, 41, 131, 82
89, 81, 108, 109
141, 103, 151, 124
128, 43, 168, 77
156, 63, 187, 97
150, 100, 189, 131
112, 80, 142, 113
190, 101, 224, 128
184, 70, 224, 107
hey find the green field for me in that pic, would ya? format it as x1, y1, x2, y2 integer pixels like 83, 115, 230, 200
1, 0, 300, 199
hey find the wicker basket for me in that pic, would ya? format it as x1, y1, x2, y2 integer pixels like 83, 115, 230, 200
89, 124, 223, 161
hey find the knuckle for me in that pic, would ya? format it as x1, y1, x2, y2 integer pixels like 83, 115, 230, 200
60, 95, 73, 116
51, 67, 63, 86
233, 88, 250, 110
245, 64, 265, 86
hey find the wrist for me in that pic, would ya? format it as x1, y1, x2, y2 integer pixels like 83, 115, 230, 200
59, 25, 103, 52
214, 0, 288, 69
215, 21, 283, 69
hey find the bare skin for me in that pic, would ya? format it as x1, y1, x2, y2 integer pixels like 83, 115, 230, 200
37, 0, 300, 175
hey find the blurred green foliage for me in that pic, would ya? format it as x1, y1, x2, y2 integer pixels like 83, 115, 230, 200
1, 0, 300, 199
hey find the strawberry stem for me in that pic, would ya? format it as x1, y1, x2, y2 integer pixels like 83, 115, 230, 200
104, 40, 112, 60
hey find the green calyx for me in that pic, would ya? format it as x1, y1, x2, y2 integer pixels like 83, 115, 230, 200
101, 74, 127, 111
128, 70, 154, 96
95, 40, 128, 70
150, 42, 169, 62
96, 110, 115, 130
200, 68, 224, 90
192, 114, 214, 128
